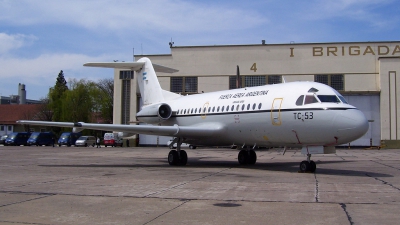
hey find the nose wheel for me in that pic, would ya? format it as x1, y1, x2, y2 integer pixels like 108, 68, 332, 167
299, 154, 316, 172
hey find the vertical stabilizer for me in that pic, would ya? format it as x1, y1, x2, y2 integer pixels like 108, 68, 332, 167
136, 58, 164, 106
83, 57, 178, 106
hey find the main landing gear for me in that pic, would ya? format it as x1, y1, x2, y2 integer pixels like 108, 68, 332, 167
168, 149, 187, 166
238, 149, 257, 165
167, 137, 188, 166
299, 154, 316, 173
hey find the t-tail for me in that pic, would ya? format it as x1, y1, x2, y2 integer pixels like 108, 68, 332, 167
83, 57, 180, 106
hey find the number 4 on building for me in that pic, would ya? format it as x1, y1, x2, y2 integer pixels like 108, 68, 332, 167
250, 63, 257, 72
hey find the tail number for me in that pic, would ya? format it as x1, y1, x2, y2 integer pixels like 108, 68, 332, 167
294, 112, 313, 120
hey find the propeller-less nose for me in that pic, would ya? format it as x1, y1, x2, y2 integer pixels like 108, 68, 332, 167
333, 109, 369, 144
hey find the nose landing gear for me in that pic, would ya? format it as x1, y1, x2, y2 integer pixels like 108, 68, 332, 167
299, 154, 316, 173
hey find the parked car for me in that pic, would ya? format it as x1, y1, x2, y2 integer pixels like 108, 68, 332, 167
58, 132, 81, 147
167, 140, 196, 149
27, 132, 55, 146
4, 132, 31, 146
0, 134, 8, 145
104, 133, 123, 147
75, 136, 96, 147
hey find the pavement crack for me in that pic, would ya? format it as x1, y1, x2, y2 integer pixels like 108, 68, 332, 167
366, 173, 400, 191
0, 194, 54, 208
371, 160, 400, 171
314, 173, 319, 203
339, 203, 354, 225
142, 200, 189, 225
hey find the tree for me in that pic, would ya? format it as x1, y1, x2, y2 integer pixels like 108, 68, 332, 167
60, 79, 94, 123
49, 70, 68, 122
94, 78, 114, 123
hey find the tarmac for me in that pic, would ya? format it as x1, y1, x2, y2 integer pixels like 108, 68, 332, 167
0, 145, 399, 225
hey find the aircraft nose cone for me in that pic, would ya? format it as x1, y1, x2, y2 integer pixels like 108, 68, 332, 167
333, 109, 369, 144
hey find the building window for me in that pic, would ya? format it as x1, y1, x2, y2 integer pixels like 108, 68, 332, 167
229, 76, 241, 89
0, 125, 4, 131
245, 76, 265, 87
315, 74, 344, 91
8, 126, 12, 131
119, 70, 134, 80
268, 75, 282, 84
229, 75, 282, 89
170, 77, 198, 94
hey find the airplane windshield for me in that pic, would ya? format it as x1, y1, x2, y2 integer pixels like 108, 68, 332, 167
304, 95, 319, 104
338, 96, 348, 104
317, 95, 340, 103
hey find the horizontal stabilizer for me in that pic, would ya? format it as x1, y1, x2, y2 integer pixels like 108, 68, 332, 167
83, 62, 178, 73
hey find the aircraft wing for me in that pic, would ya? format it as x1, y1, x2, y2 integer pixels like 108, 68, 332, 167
16, 120, 223, 137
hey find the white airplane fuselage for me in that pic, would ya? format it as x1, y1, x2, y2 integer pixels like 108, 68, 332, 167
137, 81, 368, 148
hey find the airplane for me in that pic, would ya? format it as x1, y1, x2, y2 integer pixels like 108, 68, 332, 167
17, 57, 369, 172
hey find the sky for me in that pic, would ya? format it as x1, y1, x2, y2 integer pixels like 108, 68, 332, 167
0, 0, 399, 100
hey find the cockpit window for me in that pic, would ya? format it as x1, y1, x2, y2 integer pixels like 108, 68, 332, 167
296, 95, 304, 106
304, 95, 319, 104
317, 95, 340, 103
308, 87, 319, 93
338, 96, 348, 104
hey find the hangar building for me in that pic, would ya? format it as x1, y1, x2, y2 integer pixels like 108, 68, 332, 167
111, 41, 400, 148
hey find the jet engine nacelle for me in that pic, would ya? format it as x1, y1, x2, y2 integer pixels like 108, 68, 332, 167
136, 103, 173, 124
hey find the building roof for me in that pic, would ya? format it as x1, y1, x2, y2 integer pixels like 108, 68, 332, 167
0, 104, 43, 125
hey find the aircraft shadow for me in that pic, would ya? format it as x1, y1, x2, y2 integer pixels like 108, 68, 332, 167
39, 157, 392, 178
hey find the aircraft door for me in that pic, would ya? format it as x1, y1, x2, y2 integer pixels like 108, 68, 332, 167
271, 98, 283, 125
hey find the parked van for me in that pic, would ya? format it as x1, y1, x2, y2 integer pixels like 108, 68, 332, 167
104, 133, 123, 147
27, 132, 55, 146
4, 132, 31, 146
75, 136, 96, 147
58, 132, 81, 147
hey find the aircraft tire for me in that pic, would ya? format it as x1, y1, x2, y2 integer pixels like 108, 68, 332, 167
300, 161, 310, 172
309, 161, 316, 172
248, 150, 257, 165
238, 150, 248, 165
179, 150, 188, 166
168, 150, 179, 166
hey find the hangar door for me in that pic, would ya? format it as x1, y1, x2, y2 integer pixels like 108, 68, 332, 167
342, 94, 380, 147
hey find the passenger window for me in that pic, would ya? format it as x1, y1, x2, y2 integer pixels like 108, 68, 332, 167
296, 95, 304, 106
184, 109, 187, 114
236, 105, 239, 111
247, 104, 250, 110
208, 107, 211, 112
191, 109, 193, 114
253, 103, 256, 110
304, 95, 319, 104
231, 105, 234, 111
226, 105, 229, 111
222, 106, 224, 112
195, 108, 197, 113
217, 106, 220, 112
258, 103, 262, 109
242, 104, 245, 111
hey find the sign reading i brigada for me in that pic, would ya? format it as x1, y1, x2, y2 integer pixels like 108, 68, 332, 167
289, 44, 400, 57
